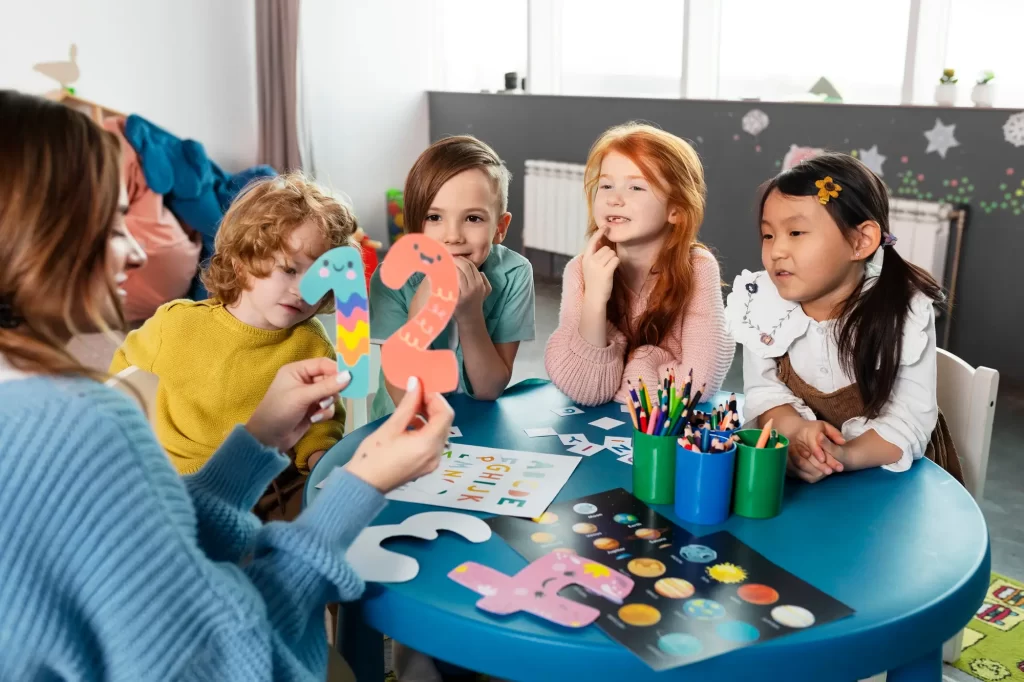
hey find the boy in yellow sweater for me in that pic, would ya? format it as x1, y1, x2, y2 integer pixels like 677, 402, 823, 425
111, 173, 355, 475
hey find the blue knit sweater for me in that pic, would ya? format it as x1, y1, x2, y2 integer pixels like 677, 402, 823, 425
0, 374, 385, 681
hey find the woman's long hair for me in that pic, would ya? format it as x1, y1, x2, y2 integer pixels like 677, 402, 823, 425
0, 90, 126, 379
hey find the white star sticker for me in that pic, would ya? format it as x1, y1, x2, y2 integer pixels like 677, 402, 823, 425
858, 145, 887, 176
924, 118, 960, 159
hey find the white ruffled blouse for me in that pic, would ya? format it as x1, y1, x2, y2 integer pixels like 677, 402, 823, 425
724, 258, 937, 473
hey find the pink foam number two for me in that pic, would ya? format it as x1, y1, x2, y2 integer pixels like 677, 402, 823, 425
448, 550, 634, 628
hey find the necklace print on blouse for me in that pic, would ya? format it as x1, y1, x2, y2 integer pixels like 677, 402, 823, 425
741, 272, 799, 346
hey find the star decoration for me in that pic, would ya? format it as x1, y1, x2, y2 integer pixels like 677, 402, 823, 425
858, 145, 887, 177
924, 119, 960, 159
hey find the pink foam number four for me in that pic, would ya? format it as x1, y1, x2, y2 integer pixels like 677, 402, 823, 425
448, 550, 634, 628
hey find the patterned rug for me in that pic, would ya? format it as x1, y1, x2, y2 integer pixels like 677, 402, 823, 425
952, 573, 1024, 681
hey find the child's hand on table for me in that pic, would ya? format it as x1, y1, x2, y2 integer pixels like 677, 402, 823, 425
786, 420, 845, 483
345, 376, 454, 493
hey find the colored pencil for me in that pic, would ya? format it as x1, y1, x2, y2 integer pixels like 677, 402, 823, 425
646, 406, 660, 435
626, 397, 639, 430
756, 418, 774, 448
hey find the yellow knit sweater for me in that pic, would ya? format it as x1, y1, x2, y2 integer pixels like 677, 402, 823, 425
110, 300, 344, 475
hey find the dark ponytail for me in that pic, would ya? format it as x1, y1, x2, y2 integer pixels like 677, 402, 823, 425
758, 153, 943, 418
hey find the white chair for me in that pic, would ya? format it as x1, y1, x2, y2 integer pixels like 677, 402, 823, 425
935, 348, 999, 664
345, 339, 382, 432
935, 348, 999, 501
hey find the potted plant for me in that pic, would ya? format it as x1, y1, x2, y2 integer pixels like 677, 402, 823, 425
935, 68, 958, 106
972, 70, 995, 107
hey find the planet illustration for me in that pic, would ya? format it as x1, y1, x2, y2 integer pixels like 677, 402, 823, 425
593, 537, 620, 550
635, 528, 661, 540
771, 605, 815, 628
715, 621, 761, 643
627, 558, 666, 578
737, 584, 779, 605
530, 532, 555, 544
679, 544, 717, 563
654, 578, 695, 599
573, 503, 598, 515
534, 512, 558, 525
617, 603, 661, 627
572, 523, 598, 534
657, 633, 703, 657
682, 598, 726, 620
706, 562, 747, 584
613, 513, 639, 524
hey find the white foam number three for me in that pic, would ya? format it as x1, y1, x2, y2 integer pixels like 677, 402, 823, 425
345, 511, 492, 583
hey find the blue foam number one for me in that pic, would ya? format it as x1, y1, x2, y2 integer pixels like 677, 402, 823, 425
300, 246, 370, 398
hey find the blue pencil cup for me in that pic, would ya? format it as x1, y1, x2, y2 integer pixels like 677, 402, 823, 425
674, 432, 737, 526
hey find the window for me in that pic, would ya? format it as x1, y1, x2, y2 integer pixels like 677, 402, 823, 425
715, 0, 911, 104
432, 0, 528, 93
428, 0, 1021, 108
940, 0, 1024, 107
557, 0, 685, 98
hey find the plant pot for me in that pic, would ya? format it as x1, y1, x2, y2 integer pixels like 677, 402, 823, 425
935, 82, 958, 107
971, 83, 995, 107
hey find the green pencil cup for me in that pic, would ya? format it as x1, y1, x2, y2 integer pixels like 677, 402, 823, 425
732, 429, 790, 519
632, 429, 676, 505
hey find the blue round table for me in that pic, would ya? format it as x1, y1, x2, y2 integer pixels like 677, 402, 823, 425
306, 380, 989, 682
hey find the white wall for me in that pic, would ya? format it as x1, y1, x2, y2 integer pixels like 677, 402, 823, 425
300, 0, 435, 244
0, 0, 258, 171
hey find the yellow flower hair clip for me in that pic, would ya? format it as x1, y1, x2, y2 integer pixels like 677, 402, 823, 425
815, 176, 842, 205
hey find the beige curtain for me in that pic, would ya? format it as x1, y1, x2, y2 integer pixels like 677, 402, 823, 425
256, 0, 302, 171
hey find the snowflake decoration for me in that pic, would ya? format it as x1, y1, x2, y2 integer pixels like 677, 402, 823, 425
858, 145, 887, 177
742, 109, 770, 137
1004, 111, 1024, 148
924, 119, 960, 159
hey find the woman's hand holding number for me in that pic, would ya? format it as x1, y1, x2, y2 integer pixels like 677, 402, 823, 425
345, 376, 455, 493
245, 358, 351, 453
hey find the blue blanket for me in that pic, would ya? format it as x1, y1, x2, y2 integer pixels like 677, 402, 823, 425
124, 115, 276, 298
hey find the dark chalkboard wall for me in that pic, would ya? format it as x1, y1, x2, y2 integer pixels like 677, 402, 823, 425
429, 91, 1024, 383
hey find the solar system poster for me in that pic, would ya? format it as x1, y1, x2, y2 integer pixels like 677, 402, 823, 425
487, 488, 854, 670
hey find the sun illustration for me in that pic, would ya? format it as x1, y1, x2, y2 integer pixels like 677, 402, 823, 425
583, 563, 611, 578
707, 563, 747, 584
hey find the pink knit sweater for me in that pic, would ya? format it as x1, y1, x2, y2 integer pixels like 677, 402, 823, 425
544, 248, 735, 406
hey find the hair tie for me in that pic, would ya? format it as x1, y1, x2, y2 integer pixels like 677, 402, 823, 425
0, 295, 22, 329
881, 233, 898, 248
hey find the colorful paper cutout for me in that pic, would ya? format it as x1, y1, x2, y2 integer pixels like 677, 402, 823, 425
300, 246, 370, 397
858, 144, 886, 177
924, 118, 960, 158
1003, 111, 1024, 148
448, 550, 634, 628
378, 233, 459, 393
741, 109, 769, 137
346, 511, 491, 583
589, 417, 625, 431
782, 145, 824, 171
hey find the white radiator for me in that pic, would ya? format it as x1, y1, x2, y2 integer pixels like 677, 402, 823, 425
888, 199, 952, 286
523, 160, 588, 257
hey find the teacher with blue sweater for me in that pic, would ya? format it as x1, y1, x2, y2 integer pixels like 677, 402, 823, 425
0, 90, 453, 681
